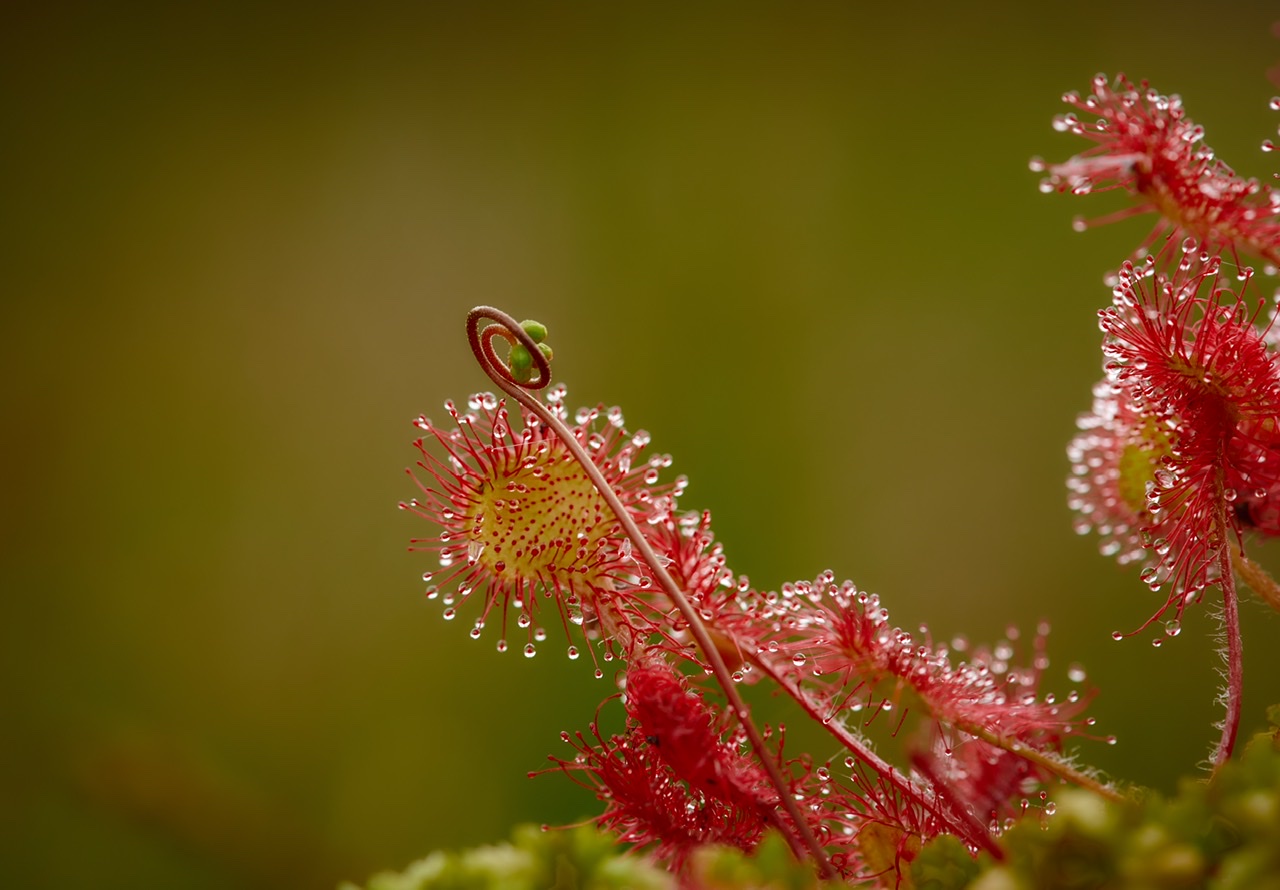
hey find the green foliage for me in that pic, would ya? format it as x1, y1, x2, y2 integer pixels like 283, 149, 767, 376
913, 717, 1280, 890
338, 823, 672, 890
688, 831, 830, 889
340, 827, 848, 890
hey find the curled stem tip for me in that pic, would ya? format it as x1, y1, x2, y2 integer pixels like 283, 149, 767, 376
466, 306, 553, 392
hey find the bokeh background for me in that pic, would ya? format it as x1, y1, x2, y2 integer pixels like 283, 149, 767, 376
6, 3, 1280, 887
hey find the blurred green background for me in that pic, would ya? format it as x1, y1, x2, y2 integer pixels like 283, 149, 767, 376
6, 3, 1280, 887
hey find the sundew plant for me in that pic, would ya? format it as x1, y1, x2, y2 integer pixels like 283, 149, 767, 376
381, 74, 1280, 889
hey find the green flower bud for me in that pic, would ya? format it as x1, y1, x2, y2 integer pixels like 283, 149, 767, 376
507, 320, 551, 384
509, 343, 534, 382
519, 319, 548, 343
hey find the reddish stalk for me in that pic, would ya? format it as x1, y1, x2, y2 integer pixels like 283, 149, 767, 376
955, 721, 1124, 804
1232, 546, 1280, 612
464, 306, 837, 881
747, 651, 1001, 858
1211, 535, 1243, 770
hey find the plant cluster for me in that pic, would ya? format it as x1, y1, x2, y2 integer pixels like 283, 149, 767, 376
387, 73, 1280, 888
348, 716, 1280, 890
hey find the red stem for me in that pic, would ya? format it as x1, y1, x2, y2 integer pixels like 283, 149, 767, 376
1211, 539, 1243, 770
464, 307, 838, 880
747, 651, 1002, 858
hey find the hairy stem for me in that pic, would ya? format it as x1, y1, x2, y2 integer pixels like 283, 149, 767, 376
746, 652, 1002, 857
956, 721, 1125, 804
464, 306, 837, 880
1231, 545, 1280, 612
1212, 539, 1243, 771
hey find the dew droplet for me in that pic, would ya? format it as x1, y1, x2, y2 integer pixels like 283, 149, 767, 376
1067, 663, 1087, 683
442, 608, 457, 621
567, 645, 580, 660
524, 643, 537, 658
496, 639, 508, 653
1045, 801, 1057, 816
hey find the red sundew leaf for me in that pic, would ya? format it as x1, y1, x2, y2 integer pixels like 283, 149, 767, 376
1036, 73, 1280, 270
402, 388, 687, 657
623, 661, 776, 813
1080, 252, 1280, 630
547, 722, 766, 867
